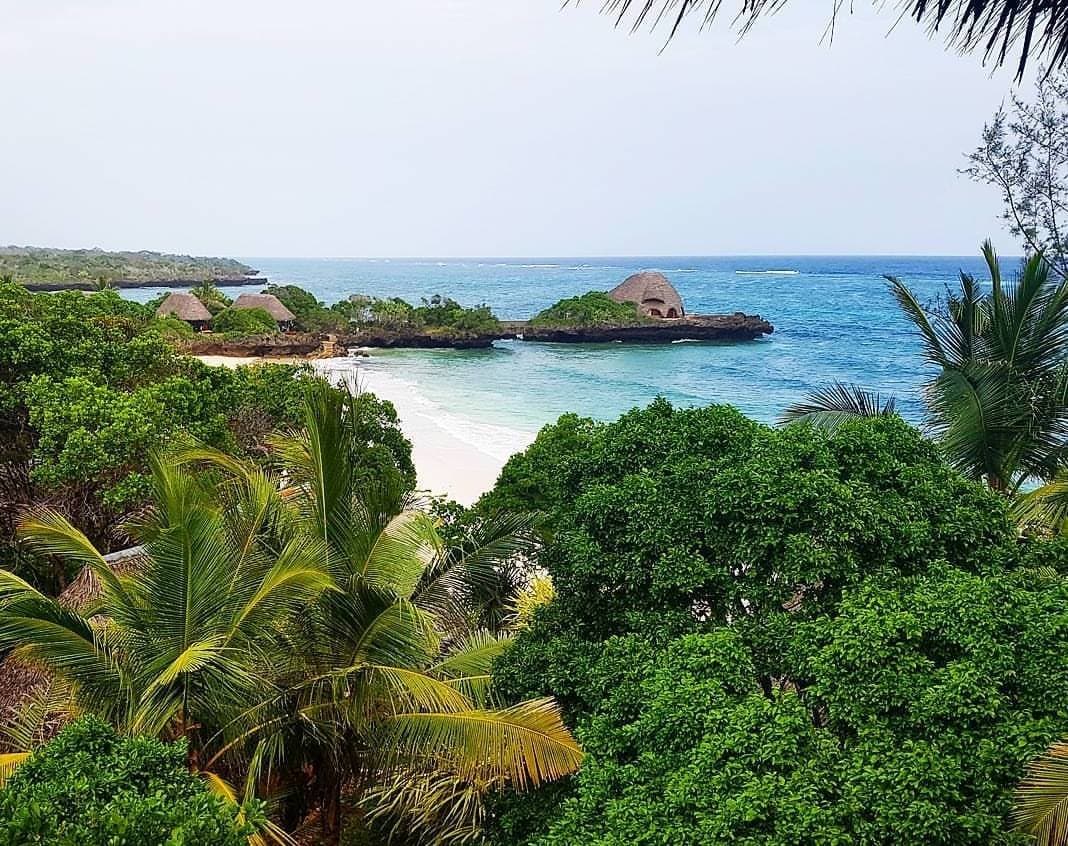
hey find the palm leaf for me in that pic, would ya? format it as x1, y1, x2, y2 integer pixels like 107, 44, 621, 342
780, 381, 897, 431
584, 0, 1068, 78
0, 753, 31, 787
1016, 740, 1068, 844
386, 697, 583, 789
1014, 472, 1068, 531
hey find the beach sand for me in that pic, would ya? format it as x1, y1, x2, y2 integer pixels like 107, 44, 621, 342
194, 355, 533, 505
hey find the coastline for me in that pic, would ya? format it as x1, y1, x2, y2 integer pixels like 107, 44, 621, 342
194, 354, 534, 505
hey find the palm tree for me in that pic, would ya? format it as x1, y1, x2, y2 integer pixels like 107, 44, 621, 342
191, 281, 232, 314
587, 0, 1067, 78
0, 454, 330, 750
783, 242, 1068, 495
187, 383, 580, 842
0, 382, 581, 843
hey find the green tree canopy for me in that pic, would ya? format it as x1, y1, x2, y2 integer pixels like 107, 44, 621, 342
483, 400, 1068, 845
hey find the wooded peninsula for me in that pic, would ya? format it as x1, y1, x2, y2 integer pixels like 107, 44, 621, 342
0, 245, 261, 290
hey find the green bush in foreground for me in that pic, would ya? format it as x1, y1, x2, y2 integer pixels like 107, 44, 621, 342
0, 717, 258, 846
484, 400, 1068, 845
529, 291, 648, 327
212, 305, 277, 336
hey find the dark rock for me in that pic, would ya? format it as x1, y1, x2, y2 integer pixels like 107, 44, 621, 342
516, 313, 773, 344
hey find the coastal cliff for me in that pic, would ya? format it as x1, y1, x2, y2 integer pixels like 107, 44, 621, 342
338, 327, 502, 350
182, 333, 324, 357
511, 313, 774, 344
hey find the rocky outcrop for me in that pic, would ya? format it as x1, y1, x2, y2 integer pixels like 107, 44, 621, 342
181, 333, 323, 357
515, 313, 773, 344
177, 313, 773, 357
338, 328, 508, 350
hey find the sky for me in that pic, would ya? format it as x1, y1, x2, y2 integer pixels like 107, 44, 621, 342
0, 1, 1033, 257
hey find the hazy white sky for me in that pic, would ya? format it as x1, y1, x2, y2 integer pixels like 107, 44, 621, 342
0, 1, 1029, 256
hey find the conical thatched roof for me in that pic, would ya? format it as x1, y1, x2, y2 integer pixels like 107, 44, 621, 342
156, 291, 212, 322
232, 292, 296, 322
609, 271, 685, 317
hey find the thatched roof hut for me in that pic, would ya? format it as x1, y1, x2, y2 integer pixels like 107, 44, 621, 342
609, 271, 685, 318
232, 293, 296, 324
0, 547, 146, 741
155, 291, 212, 327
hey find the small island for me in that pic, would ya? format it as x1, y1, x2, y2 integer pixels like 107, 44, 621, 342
511, 271, 773, 343
0, 245, 263, 291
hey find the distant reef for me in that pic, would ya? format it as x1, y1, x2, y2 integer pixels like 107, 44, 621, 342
0, 245, 262, 290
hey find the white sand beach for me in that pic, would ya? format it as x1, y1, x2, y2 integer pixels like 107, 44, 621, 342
194, 355, 534, 505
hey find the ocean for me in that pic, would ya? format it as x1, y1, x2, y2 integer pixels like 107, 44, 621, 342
123, 255, 1006, 451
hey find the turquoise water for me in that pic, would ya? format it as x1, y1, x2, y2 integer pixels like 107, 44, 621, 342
124, 255, 1009, 436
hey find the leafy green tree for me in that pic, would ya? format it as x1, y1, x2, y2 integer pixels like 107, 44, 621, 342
482, 400, 1068, 845
965, 70, 1068, 279
0, 717, 258, 846
212, 306, 276, 336
264, 283, 345, 332
529, 292, 647, 327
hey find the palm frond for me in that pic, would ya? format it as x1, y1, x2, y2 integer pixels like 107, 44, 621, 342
1014, 472, 1068, 531
0, 753, 31, 787
17, 508, 138, 613
584, 0, 1068, 78
1015, 740, 1068, 844
386, 697, 583, 789
780, 381, 897, 431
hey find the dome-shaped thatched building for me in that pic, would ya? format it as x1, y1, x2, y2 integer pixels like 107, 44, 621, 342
156, 291, 212, 330
608, 271, 685, 318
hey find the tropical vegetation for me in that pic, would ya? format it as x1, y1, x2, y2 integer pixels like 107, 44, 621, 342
784, 241, 1068, 503
212, 305, 279, 336
0, 717, 259, 846
529, 291, 648, 328
0, 384, 580, 844
0, 280, 410, 594
342, 294, 501, 336
478, 400, 1068, 845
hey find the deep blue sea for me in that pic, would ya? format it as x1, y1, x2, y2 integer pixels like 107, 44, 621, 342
123, 255, 1009, 441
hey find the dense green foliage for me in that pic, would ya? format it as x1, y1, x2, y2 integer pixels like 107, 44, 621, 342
0, 282, 412, 590
482, 399, 1068, 845
0, 718, 257, 846
211, 305, 277, 336
0, 246, 253, 288
264, 283, 343, 332
344, 293, 501, 335
529, 291, 647, 327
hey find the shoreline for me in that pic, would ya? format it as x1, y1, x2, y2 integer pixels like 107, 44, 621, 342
194, 354, 534, 505
24, 275, 264, 292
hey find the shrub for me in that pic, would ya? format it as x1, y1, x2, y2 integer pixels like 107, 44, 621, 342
264, 284, 346, 332
484, 400, 1068, 845
0, 717, 258, 846
529, 291, 648, 327
212, 306, 276, 336
149, 315, 195, 339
